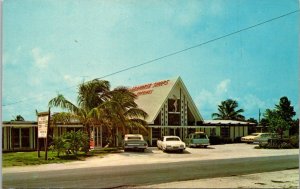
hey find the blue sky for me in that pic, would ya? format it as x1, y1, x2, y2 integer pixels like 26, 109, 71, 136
2, 0, 299, 121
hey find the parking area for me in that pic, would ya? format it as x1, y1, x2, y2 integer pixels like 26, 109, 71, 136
3, 143, 298, 174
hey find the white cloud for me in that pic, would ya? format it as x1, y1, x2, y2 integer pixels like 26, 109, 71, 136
195, 79, 232, 118
242, 94, 266, 111
216, 79, 231, 94
31, 48, 53, 68
63, 74, 82, 86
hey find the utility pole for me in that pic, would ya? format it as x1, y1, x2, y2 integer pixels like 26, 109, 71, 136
258, 109, 261, 125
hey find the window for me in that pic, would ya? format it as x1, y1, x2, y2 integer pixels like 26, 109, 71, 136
12, 128, 20, 148
21, 128, 30, 148
168, 113, 180, 125
127, 137, 141, 140
194, 133, 207, 139
221, 127, 230, 138
166, 137, 180, 141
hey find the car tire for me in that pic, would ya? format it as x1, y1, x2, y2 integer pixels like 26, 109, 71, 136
179, 149, 184, 153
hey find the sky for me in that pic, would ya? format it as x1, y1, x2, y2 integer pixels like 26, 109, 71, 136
2, 0, 299, 121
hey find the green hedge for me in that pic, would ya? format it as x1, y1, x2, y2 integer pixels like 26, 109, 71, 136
209, 136, 233, 145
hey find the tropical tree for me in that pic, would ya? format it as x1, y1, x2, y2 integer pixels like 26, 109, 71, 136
212, 99, 245, 120
246, 117, 258, 124
12, 115, 25, 121
263, 96, 296, 139
275, 96, 296, 124
264, 109, 289, 139
48, 79, 110, 147
49, 79, 148, 148
100, 86, 148, 147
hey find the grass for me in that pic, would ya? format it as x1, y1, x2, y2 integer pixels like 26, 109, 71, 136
3, 151, 92, 167
3, 148, 120, 167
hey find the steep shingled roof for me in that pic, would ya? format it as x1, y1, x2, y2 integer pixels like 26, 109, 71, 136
130, 76, 203, 124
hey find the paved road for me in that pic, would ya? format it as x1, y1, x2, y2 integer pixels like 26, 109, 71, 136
3, 155, 298, 188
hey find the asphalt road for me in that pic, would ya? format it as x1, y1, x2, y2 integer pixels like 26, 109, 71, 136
3, 155, 298, 188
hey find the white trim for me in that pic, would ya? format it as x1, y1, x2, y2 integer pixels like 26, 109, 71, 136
149, 125, 217, 129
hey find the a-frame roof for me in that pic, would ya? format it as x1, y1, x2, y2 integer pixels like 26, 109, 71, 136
130, 76, 203, 124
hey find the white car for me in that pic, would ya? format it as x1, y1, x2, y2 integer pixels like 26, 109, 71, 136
157, 136, 186, 152
241, 133, 275, 144
123, 134, 148, 152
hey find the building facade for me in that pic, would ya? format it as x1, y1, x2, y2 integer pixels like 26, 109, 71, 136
129, 77, 255, 146
2, 76, 257, 151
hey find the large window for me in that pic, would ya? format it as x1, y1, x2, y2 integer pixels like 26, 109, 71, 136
21, 128, 30, 148
168, 113, 180, 125
168, 99, 180, 113
12, 128, 20, 148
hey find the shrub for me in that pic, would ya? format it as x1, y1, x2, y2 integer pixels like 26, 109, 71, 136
50, 136, 66, 157
209, 136, 222, 145
289, 135, 299, 148
50, 130, 89, 157
259, 137, 297, 149
234, 137, 242, 143
221, 137, 233, 144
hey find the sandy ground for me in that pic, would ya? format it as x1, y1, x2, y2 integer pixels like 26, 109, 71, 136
2, 143, 299, 188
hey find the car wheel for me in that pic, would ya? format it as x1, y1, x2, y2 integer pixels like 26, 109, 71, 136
204, 145, 208, 148
179, 149, 184, 153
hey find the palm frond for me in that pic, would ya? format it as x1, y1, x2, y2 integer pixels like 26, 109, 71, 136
48, 94, 79, 113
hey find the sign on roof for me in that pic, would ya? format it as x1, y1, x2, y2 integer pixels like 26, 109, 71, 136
129, 80, 170, 96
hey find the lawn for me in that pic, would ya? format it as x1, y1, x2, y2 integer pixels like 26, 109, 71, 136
3, 148, 120, 167
3, 151, 82, 167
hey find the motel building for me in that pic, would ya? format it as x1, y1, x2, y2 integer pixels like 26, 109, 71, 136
2, 76, 256, 152
128, 76, 255, 146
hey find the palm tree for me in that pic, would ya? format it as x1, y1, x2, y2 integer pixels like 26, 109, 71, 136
101, 86, 148, 147
12, 115, 25, 121
49, 79, 110, 139
212, 99, 245, 121
49, 79, 148, 147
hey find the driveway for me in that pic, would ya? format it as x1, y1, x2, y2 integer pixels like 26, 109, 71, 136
3, 143, 298, 174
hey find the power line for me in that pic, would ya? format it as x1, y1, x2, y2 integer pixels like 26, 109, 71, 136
2, 9, 299, 107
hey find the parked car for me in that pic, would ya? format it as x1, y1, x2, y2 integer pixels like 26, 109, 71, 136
253, 133, 278, 145
157, 136, 186, 152
185, 132, 210, 148
123, 134, 148, 152
241, 133, 275, 144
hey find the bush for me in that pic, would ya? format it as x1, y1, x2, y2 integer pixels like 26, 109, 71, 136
222, 137, 233, 144
50, 136, 66, 157
258, 137, 297, 149
234, 137, 242, 143
289, 135, 299, 148
209, 136, 221, 145
209, 136, 233, 145
50, 130, 89, 157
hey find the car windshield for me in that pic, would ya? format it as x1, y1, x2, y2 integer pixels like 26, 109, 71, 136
194, 134, 207, 139
166, 137, 180, 141
251, 133, 259, 136
127, 137, 141, 140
